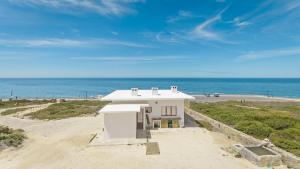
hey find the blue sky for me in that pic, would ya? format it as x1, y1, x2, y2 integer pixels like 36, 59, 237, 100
0, 0, 300, 78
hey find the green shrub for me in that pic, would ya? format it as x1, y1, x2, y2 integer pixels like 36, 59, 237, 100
270, 128, 300, 142
2, 132, 25, 146
264, 118, 296, 130
235, 121, 273, 139
270, 130, 300, 156
190, 101, 300, 157
0, 125, 26, 147
0, 126, 10, 133
0, 99, 51, 109
244, 113, 270, 121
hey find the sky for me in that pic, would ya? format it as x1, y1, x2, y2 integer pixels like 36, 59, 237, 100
0, 0, 300, 78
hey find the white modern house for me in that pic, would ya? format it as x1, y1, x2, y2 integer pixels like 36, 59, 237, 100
100, 86, 195, 139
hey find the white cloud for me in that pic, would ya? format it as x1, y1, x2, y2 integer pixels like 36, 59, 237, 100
166, 10, 200, 23
155, 32, 180, 43
140, 31, 182, 44
0, 51, 40, 60
286, 0, 300, 11
189, 7, 228, 42
231, 17, 250, 27
9, 0, 144, 16
146, 7, 237, 45
70, 55, 186, 62
237, 47, 300, 61
178, 10, 193, 17
0, 38, 150, 48
236, 0, 300, 27
0, 38, 85, 47
191, 15, 221, 40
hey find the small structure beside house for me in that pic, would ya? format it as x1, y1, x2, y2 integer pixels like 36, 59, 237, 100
100, 86, 195, 139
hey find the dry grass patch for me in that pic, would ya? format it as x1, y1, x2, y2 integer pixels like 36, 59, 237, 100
26, 100, 108, 120
0, 99, 52, 109
1, 108, 29, 116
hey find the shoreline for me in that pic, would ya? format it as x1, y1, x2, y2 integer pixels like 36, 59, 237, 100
193, 94, 300, 102
1, 94, 300, 102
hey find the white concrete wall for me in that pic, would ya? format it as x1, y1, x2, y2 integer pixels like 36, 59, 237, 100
108, 99, 186, 129
104, 112, 136, 139
147, 100, 185, 127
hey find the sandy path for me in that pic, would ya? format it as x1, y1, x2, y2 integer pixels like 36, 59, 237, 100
14, 103, 54, 118
0, 103, 53, 116
0, 115, 287, 169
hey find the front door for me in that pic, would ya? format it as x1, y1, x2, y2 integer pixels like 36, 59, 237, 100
168, 120, 173, 128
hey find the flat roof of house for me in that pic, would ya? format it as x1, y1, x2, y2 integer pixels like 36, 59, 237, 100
100, 104, 148, 114
101, 90, 195, 101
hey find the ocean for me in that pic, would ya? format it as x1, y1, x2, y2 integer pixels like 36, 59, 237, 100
0, 78, 299, 99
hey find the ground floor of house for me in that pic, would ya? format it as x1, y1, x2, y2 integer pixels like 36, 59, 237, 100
151, 118, 180, 128
100, 103, 185, 139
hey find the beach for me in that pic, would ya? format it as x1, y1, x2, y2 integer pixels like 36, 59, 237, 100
2, 94, 299, 103
193, 94, 300, 103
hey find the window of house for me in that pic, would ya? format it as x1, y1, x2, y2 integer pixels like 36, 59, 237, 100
161, 106, 177, 116
161, 106, 167, 116
167, 106, 172, 116
172, 106, 177, 115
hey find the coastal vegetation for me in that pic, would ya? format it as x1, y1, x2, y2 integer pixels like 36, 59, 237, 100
0, 125, 26, 147
1, 107, 29, 116
0, 99, 52, 109
26, 100, 107, 120
190, 101, 300, 156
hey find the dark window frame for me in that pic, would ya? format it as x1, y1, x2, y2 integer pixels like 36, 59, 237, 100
161, 106, 177, 116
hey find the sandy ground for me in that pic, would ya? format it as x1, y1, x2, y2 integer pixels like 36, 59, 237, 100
193, 94, 300, 102
0, 114, 288, 169
0, 103, 53, 117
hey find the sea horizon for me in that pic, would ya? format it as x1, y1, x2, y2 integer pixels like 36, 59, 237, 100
1, 77, 300, 79
1, 78, 299, 99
